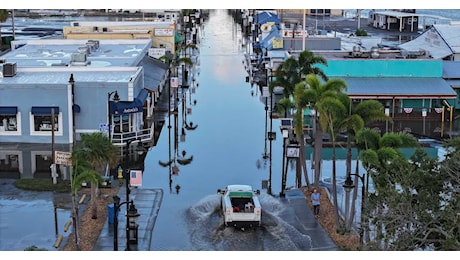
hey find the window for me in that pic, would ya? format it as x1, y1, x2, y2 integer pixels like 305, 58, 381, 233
30, 106, 62, 135
34, 116, 59, 132
0, 107, 19, 133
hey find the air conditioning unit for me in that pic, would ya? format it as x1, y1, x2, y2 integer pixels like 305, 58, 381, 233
3, 62, 17, 77
71, 53, 87, 62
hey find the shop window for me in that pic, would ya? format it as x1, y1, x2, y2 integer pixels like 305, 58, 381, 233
30, 107, 62, 135
34, 115, 59, 132
0, 154, 19, 173
0, 115, 18, 132
0, 107, 19, 133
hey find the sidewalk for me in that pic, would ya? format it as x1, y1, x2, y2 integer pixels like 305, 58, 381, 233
92, 180, 163, 251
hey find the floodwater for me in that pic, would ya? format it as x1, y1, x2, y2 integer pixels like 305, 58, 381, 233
141, 10, 310, 250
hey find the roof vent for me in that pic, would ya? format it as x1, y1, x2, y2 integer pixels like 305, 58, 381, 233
352, 45, 362, 57
370, 47, 380, 58
3, 62, 17, 77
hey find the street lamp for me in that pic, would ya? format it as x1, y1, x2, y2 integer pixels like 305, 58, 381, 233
422, 108, 427, 135
107, 91, 120, 142
280, 128, 289, 197
343, 173, 366, 244
113, 169, 140, 251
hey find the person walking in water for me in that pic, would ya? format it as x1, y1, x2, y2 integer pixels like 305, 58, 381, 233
311, 188, 321, 218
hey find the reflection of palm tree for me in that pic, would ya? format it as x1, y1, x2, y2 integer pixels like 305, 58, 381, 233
184, 122, 198, 130
177, 150, 193, 165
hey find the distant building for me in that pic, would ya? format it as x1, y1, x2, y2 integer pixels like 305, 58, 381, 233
63, 21, 181, 54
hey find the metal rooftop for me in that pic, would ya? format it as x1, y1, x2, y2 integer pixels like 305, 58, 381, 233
1, 39, 152, 67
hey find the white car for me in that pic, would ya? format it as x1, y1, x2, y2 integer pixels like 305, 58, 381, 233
217, 184, 262, 229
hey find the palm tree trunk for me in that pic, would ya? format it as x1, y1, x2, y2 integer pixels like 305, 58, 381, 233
297, 134, 310, 187
71, 193, 81, 250
90, 183, 98, 219
332, 141, 340, 228
347, 159, 360, 229
314, 116, 323, 187
344, 138, 353, 228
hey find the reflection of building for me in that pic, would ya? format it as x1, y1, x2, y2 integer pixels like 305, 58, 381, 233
0, 38, 170, 179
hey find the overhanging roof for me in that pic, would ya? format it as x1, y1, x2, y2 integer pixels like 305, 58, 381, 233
338, 77, 457, 99
138, 55, 169, 91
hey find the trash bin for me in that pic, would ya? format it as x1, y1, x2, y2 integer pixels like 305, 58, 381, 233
108, 204, 115, 224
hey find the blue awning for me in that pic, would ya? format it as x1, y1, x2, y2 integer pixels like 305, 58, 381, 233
0, 106, 18, 115
109, 100, 143, 115
31, 106, 60, 115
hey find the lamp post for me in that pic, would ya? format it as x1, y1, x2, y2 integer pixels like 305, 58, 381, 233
422, 108, 427, 135
343, 173, 366, 244
107, 91, 120, 142
280, 128, 289, 197
113, 170, 140, 251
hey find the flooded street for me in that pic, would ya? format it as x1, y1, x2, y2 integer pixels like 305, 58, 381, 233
142, 10, 307, 250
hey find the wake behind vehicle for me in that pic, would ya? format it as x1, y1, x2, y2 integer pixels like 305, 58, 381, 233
217, 184, 262, 229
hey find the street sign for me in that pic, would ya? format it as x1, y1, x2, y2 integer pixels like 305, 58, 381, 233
55, 151, 72, 166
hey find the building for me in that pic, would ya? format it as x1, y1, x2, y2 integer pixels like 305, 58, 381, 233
0, 38, 170, 179
63, 21, 180, 54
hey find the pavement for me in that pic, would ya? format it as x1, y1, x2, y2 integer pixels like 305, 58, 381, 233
92, 179, 163, 251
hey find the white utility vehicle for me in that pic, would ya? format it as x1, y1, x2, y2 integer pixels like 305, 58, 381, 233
217, 184, 262, 229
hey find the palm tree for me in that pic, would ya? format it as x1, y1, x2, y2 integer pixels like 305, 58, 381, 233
336, 95, 391, 229
355, 128, 420, 242
292, 82, 311, 187
303, 74, 348, 188
268, 50, 328, 189
269, 50, 328, 99
317, 95, 348, 228
72, 132, 120, 220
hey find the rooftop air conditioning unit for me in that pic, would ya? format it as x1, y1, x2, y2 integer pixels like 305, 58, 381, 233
3, 62, 17, 77
71, 53, 87, 63
78, 46, 90, 55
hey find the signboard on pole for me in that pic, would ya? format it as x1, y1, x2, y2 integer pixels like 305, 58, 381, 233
130, 170, 143, 187
55, 151, 72, 166
170, 77, 179, 88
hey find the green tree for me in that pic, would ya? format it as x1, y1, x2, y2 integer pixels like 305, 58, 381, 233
339, 97, 391, 229
269, 50, 328, 98
356, 129, 422, 246
317, 94, 348, 228
303, 74, 347, 188
72, 132, 120, 220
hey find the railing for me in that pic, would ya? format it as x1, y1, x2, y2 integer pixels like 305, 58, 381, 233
111, 125, 154, 147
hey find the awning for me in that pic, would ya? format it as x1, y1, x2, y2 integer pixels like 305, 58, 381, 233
138, 55, 169, 91
174, 32, 183, 43
338, 77, 457, 99
109, 100, 143, 115
0, 106, 18, 115
31, 106, 60, 115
